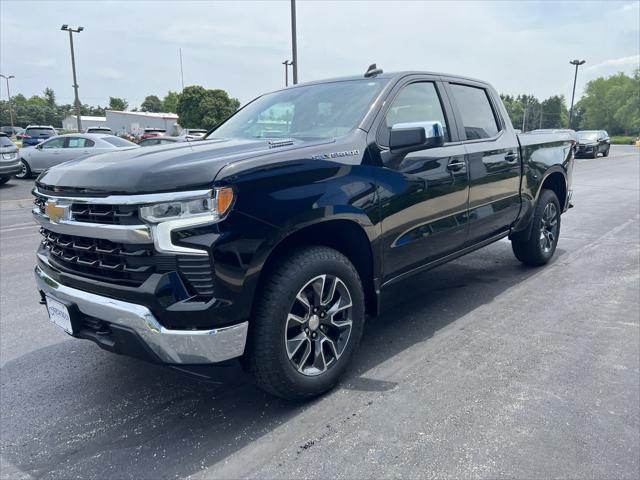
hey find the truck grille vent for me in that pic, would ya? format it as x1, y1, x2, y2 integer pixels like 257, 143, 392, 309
41, 229, 156, 286
177, 256, 215, 297
33, 195, 140, 225
70, 204, 140, 225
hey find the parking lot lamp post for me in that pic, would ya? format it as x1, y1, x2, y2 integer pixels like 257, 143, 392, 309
568, 59, 586, 129
61, 24, 84, 132
291, 0, 298, 84
282, 60, 292, 86
0, 74, 15, 135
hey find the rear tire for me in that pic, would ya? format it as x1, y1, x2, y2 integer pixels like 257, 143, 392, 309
0, 176, 10, 185
603, 146, 610, 157
511, 189, 561, 266
15, 159, 31, 179
246, 246, 365, 400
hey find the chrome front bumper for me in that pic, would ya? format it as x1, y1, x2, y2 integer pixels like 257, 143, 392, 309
35, 265, 248, 364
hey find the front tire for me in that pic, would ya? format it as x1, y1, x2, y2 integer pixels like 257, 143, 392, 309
246, 246, 365, 400
511, 189, 561, 266
0, 176, 10, 185
603, 146, 610, 157
15, 159, 31, 179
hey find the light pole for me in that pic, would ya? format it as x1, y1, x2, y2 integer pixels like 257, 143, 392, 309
568, 59, 585, 129
282, 60, 292, 86
290, 0, 298, 84
61, 24, 84, 132
0, 74, 15, 135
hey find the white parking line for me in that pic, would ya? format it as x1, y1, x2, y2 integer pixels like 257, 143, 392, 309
0, 224, 37, 233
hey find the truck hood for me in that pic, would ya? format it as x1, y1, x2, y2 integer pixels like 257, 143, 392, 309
36, 137, 329, 195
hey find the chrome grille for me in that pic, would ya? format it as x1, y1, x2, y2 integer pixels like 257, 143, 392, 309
70, 203, 140, 225
41, 229, 156, 286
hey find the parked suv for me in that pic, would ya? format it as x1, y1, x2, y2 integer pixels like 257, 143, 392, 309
22, 125, 57, 147
0, 133, 21, 184
576, 130, 610, 158
33, 68, 574, 400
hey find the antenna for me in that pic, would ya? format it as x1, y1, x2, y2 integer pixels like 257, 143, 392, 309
364, 63, 383, 78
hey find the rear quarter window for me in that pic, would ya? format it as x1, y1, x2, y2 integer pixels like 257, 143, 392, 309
103, 136, 137, 148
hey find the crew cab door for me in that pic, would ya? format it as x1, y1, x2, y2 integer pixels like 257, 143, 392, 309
373, 78, 469, 284
445, 81, 521, 243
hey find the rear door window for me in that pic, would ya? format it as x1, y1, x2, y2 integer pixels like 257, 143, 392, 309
66, 137, 95, 148
449, 84, 500, 140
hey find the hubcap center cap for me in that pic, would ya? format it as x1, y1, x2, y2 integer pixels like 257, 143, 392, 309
308, 314, 320, 331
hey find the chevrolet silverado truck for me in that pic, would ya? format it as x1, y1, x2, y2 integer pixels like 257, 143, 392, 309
33, 67, 574, 400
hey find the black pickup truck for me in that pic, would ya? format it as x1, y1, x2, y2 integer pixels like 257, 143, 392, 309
33, 67, 574, 400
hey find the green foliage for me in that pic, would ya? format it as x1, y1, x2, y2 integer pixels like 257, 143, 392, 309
610, 135, 637, 145
500, 94, 568, 131
576, 70, 639, 135
108, 96, 128, 111
161, 91, 180, 113
177, 86, 240, 129
140, 95, 162, 112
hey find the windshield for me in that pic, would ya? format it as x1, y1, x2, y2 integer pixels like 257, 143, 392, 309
102, 136, 137, 148
207, 79, 385, 140
577, 131, 598, 141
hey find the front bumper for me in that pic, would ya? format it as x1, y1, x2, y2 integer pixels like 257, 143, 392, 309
35, 265, 248, 364
0, 160, 21, 176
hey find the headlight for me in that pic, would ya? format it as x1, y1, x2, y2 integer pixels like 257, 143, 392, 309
140, 187, 234, 223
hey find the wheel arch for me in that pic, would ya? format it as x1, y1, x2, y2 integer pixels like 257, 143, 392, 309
539, 169, 568, 211
253, 218, 379, 319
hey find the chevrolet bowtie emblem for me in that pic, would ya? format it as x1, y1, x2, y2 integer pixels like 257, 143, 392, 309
45, 201, 68, 222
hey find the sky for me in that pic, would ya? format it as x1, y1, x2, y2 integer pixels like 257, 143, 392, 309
1, 0, 638, 109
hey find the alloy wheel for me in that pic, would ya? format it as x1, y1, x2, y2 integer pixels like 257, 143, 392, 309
16, 161, 28, 179
539, 202, 558, 253
285, 274, 353, 376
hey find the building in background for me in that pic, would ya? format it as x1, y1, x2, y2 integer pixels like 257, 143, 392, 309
61, 115, 107, 131
105, 110, 179, 136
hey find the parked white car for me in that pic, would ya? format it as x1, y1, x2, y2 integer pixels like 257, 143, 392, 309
17, 133, 139, 179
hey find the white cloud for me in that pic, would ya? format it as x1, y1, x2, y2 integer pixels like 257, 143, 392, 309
95, 67, 124, 80
586, 55, 640, 71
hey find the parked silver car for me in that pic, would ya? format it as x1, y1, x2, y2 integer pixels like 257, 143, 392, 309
17, 134, 139, 179
0, 133, 21, 184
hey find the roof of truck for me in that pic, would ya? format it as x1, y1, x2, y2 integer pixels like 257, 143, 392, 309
292, 70, 488, 88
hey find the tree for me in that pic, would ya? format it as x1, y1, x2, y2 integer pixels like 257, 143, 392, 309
576, 71, 639, 135
540, 95, 568, 129
140, 95, 162, 112
108, 97, 128, 111
162, 91, 180, 113
177, 86, 240, 129
43, 88, 56, 108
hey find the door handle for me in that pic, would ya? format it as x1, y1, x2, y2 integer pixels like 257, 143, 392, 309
447, 159, 466, 171
504, 151, 518, 162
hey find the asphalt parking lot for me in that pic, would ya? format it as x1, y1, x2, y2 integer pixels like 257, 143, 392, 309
1, 145, 639, 479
